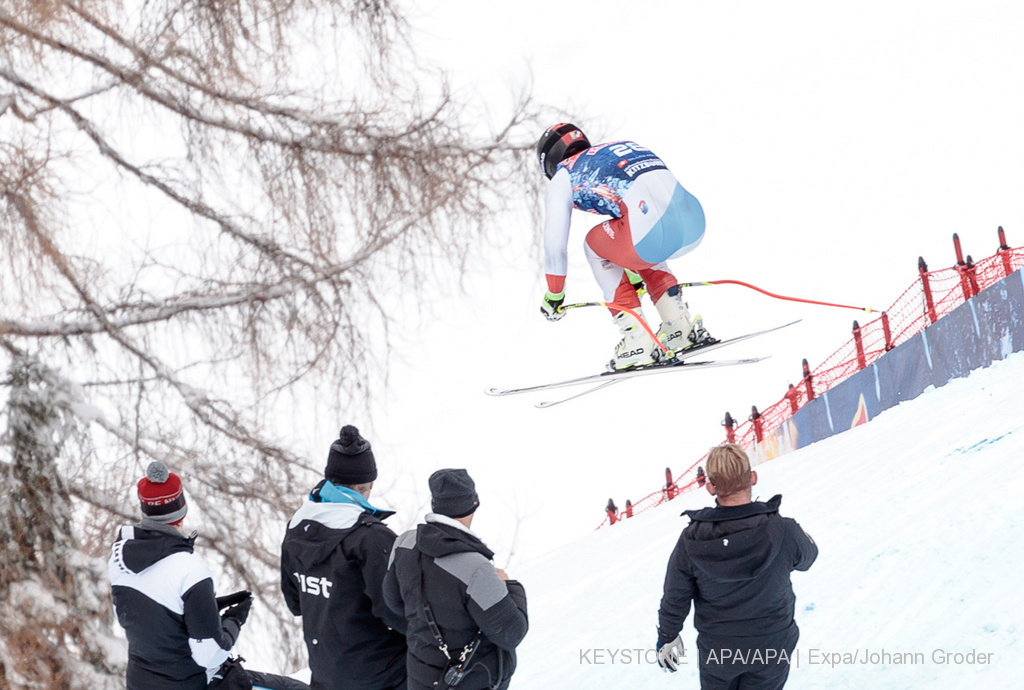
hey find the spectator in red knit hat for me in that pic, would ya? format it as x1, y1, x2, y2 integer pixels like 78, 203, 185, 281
109, 462, 308, 690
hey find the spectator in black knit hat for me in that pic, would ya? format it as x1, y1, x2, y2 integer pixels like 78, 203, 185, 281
281, 425, 407, 690
383, 469, 528, 690
109, 462, 307, 690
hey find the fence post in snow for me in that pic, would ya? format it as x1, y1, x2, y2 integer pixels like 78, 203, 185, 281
919, 256, 937, 324
723, 411, 736, 443
664, 467, 677, 500
750, 406, 764, 443
881, 311, 894, 351
785, 384, 800, 414
953, 234, 978, 300
997, 226, 1013, 277
853, 320, 867, 370
624, 499, 633, 519
966, 255, 980, 295
802, 358, 815, 401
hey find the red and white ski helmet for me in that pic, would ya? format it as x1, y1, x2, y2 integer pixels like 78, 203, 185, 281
536, 123, 590, 179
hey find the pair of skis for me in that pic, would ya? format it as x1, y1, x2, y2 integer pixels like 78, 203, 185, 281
486, 320, 800, 408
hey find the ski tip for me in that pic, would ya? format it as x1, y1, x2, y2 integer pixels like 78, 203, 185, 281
485, 387, 508, 396
534, 401, 556, 409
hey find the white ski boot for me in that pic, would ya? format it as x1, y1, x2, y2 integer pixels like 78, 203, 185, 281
655, 287, 716, 355
610, 311, 659, 371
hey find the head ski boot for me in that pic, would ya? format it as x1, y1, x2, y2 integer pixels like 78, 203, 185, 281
654, 286, 716, 356
610, 311, 659, 371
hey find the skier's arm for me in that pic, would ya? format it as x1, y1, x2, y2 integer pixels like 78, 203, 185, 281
465, 563, 529, 652
657, 536, 695, 644
355, 524, 407, 633
542, 168, 574, 295
181, 577, 234, 670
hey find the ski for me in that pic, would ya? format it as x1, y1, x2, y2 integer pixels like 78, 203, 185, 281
533, 358, 766, 408
486, 320, 799, 398
534, 379, 624, 409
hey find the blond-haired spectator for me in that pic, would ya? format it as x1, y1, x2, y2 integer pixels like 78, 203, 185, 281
655, 444, 817, 689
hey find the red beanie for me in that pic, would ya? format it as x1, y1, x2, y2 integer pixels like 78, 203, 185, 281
137, 461, 188, 525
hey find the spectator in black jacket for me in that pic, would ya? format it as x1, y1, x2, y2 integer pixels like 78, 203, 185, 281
109, 462, 306, 690
656, 444, 817, 690
281, 425, 407, 690
384, 469, 528, 690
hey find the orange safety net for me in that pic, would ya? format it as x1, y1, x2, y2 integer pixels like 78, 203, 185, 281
597, 242, 1024, 529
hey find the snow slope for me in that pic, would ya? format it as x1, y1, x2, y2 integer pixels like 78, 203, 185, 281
511, 351, 1024, 688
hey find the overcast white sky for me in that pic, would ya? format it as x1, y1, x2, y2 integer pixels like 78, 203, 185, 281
348, 0, 1024, 568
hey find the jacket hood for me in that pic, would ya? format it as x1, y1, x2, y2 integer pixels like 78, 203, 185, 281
681, 495, 785, 584
285, 499, 393, 570
415, 517, 494, 561
113, 522, 195, 574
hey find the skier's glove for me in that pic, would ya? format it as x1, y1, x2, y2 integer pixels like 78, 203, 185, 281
540, 291, 566, 321
656, 635, 685, 672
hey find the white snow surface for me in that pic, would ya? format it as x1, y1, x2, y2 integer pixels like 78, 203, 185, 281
507, 352, 1024, 689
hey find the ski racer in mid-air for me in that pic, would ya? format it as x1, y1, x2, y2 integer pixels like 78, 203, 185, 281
536, 122, 715, 370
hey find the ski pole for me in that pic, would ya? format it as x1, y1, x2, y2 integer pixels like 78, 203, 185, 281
677, 280, 878, 313
556, 301, 671, 355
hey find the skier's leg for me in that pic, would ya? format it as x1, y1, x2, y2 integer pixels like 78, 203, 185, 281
651, 280, 715, 353
620, 174, 711, 350
584, 220, 658, 370
583, 239, 640, 310
636, 262, 678, 304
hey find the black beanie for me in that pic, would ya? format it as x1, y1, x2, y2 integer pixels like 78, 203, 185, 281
325, 425, 378, 485
429, 468, 479, 519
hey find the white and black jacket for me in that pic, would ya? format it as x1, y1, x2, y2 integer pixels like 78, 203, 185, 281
108, 521, 239, 690
383, 514, 529, 690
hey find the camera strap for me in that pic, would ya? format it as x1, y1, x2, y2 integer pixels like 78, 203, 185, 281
417, 550, 481, 664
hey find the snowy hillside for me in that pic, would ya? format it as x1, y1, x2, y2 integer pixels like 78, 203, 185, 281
511, 352, 1024, 689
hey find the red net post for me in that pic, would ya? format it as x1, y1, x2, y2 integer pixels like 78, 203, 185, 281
953, 234, 977, 300
606, 498, 618, 525
802, 359, 815, 400
919, 257, 937, 324
664, 467, 677, 500
624, 499, 633, 519
785, 384, 799, 414
852, 320, 867, 370
723, 411, 736, 443
998, 226, 1013, 277
750, 406, 764, 443
881, 311, 894, 351
965, 255, 980, 296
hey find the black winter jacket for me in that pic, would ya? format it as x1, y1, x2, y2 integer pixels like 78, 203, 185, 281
658, 495, 817, 647
108, 521, 238, 690
383, 515, 528, 690
281, 486, 407, 690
